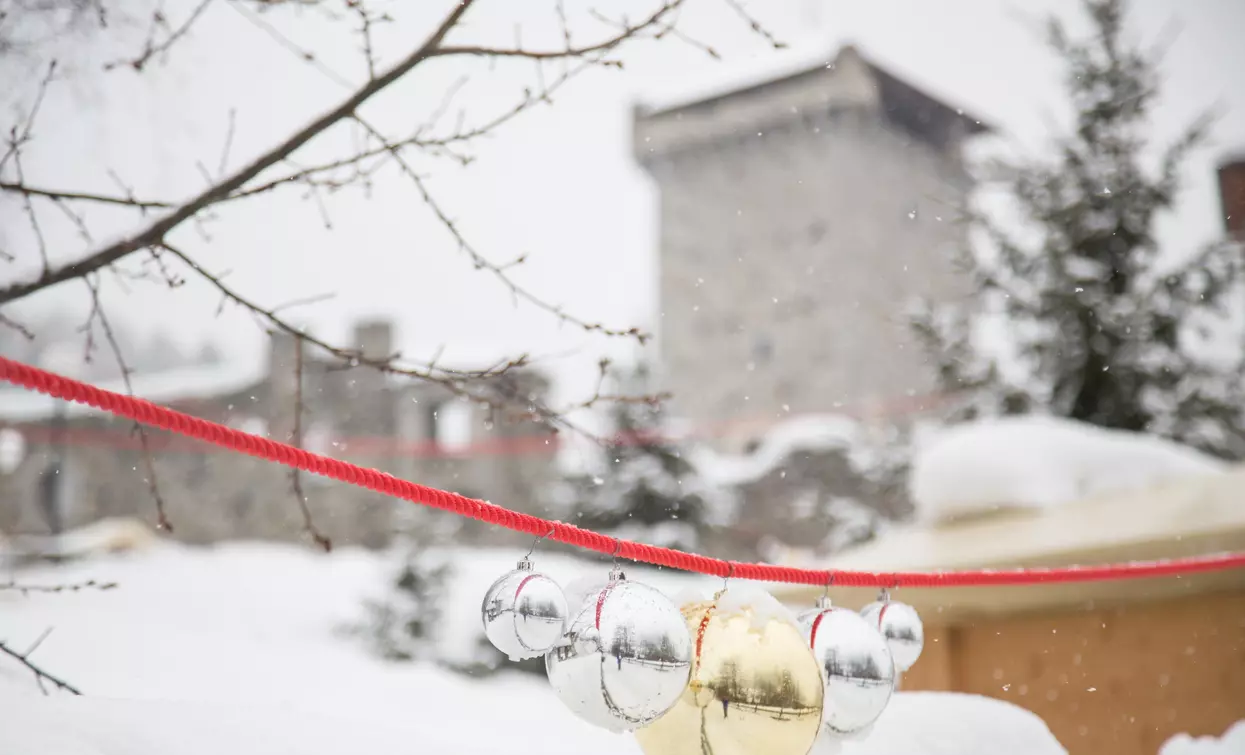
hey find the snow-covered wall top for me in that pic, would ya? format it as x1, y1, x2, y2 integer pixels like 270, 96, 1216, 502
909, 415, 1229, 526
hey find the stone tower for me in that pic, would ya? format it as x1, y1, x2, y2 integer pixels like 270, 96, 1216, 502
634, 45, 992, 438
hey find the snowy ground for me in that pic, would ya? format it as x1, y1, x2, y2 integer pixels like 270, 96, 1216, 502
0, 541, 1076, 754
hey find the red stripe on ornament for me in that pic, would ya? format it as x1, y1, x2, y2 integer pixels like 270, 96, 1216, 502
594, 582, 618, 630
809, 610, 828, 649
876, 601, 890, 629
694, 603, 716, 666
514, 574, 538, 600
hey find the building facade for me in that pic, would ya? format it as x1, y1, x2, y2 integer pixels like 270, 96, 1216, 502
0, 320, 558, 548
634, 45, 990, 439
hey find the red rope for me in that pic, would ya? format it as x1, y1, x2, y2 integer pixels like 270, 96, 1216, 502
2, 355, 1243, 588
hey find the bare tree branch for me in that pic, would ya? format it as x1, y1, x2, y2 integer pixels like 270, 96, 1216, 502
0, 0, 783, 451
157, 242, 625, 437
159, 242, 508, 380
0, 0, 477, 305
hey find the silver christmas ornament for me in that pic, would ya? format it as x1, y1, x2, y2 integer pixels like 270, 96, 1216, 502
481, 557, 568, 661
545, 568, 692, 732
798, 596, 895, 736
859, 592, 924, 673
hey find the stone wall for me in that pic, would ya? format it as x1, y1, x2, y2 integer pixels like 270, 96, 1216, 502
0, 349, 557, 549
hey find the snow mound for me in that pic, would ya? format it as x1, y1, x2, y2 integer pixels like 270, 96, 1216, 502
695, 413, 862, 487
1160, 720, 1245, 755
910, 415, 1229, 525
832, 692, 1067, 755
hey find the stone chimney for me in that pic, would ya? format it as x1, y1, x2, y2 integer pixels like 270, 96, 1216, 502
267, 330, 302, 390
1218, 155, 1245, 241
353, 319, 394, 362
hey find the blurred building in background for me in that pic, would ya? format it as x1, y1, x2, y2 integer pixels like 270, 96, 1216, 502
0, 319, 557, 549
635, 44, 991, 443
1218, 154, 1245, 243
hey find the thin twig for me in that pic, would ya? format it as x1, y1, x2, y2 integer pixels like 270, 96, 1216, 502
0, 61, 56, 175
432, 1, 681, 61
217, 108, 237, 177
289, 342, 331, 551
0, 637, 82, 696
347, 0, 381, 80
159, 243, 613, 439
0, 185, 174, 210
228, 61, 594, 200
105, 0, 216, 72
0, 579, 119, 595
721, 0, 786, 49
0, 310, 34, 338
82, 275, 172, 532
11, 152, 49, 273
352, 115, 650, 342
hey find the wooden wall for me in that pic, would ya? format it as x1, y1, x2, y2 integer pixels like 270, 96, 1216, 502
900, 589, 1245, 754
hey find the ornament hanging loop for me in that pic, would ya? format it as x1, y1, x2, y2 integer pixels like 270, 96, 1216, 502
715, 562, 736, 599
524, 526, 556, 562
609, 538, 626, 582
818, 572, 835, 610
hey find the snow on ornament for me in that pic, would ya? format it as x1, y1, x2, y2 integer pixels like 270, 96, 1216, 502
480, 556, 568, 661
859, 591, 924, 673
635, 585, 825, 755
798, 596, 895, 737
545, 567, 691, 732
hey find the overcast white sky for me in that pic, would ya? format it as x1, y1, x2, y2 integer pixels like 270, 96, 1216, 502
2, 0, 1243, 414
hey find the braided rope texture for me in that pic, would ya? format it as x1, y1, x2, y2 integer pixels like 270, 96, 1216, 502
2, 355, 1243, 587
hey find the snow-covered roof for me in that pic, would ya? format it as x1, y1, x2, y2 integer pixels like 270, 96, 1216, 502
0, 360, 266, 423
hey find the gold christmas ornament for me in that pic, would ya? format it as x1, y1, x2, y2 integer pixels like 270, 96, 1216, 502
634, 586, 825, 755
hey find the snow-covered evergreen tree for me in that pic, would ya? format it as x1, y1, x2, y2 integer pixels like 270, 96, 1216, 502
569, 365, 717, 551
914, 0, 1245, 459
360, 550, 452, 662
